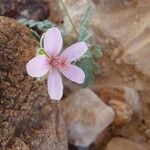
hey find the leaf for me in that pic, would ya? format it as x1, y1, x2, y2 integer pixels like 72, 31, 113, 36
79, 5, 92, 42
92, 46, 103, 59
36, 48, 47, 56
80, 46, 102, 60
76, 46, 102, 87
18, 19, 55, 32
76, 57, 100, 87
18, 19, 65, 41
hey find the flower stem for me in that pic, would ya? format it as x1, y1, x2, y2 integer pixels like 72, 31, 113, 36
40, 33, 45, 48
59, 0, 79, 37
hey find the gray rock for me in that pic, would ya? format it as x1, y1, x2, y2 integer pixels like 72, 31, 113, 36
61, 88, 115, 147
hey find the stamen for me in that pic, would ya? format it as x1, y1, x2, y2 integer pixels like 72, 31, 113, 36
50, 56, 60, 68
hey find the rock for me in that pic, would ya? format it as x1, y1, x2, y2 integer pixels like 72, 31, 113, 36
93, 85, 141, 126
0, 0, 49, 20
91, 0, 150, 78
112, 121, 147, 143
61, 88, 115, 147
63, 0, 150, 78
7, 137, 30, 150
46, 0, 64, 24
0, 17, 67, 150
105, 137, 149, 150
61, 0, 150, 148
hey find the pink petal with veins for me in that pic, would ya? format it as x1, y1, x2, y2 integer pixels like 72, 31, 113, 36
44, 28, 63, 56
60, 42, 88, 62
26, 55, 49, 77
60, 64, 85, 84
48, 69, 63, 100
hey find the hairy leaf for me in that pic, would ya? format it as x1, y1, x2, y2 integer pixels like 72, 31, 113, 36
18, 19, 55, 32
79, 5, 92, 42
76, 46, 102, 87
76, 57, 100, 87
77, 5, 102, 87
92, 46, 103, 59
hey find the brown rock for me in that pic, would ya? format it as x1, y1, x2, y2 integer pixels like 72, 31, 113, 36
93, 86, 141, 126
7, 137, 29, 150
0, 17, 67, 150
61, 88, 115, 147
105, 137, 149, 150
91, 0, 150, 77
0, 0, 49, 20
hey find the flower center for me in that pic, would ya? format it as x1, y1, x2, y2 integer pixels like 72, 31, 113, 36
49, 56, 70, 70
50, 56, 60, 68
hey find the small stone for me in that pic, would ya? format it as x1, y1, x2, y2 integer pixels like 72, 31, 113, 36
61, 88, 115, 147
105, 138, 149, 150
93, 86, 141, 126
109, 99, 133, 126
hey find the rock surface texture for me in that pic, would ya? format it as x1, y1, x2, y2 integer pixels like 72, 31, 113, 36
105, 137, 150, 150
92, 0, 150, 78
93, 85, 141, 126
0, 17, 67, 150
0, 0, 49, 20
61, 88, 115, 147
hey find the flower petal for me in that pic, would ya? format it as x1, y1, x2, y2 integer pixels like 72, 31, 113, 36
60, 42, 88, 62
48, 69, 63, 100
60, 64, 85, 84
44, 27, 63, 55
26, 55, 49, 77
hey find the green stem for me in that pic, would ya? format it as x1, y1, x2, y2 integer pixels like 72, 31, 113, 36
40, 33, 45, 48
59, 0, 79, 36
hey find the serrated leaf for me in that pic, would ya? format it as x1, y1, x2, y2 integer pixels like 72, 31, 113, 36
18, 19, 55, 32
92, 46, 103, 59
81, 50, 92, 59
79, 5, 92, 42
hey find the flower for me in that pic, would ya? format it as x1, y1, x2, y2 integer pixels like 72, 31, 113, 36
26, 27, 88, 100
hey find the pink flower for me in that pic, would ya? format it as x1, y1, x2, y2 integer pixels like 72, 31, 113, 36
26, 27, 88, 100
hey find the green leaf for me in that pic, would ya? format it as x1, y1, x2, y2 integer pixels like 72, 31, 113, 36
36, 48, 47, 55
92, 46, 103, 59
76, 57, 100, 87
18, 19, 65, 41
80, 46, 102, 60
79, 5, 92, 42
75, 46, 102, 87
18, 19, 55, 32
